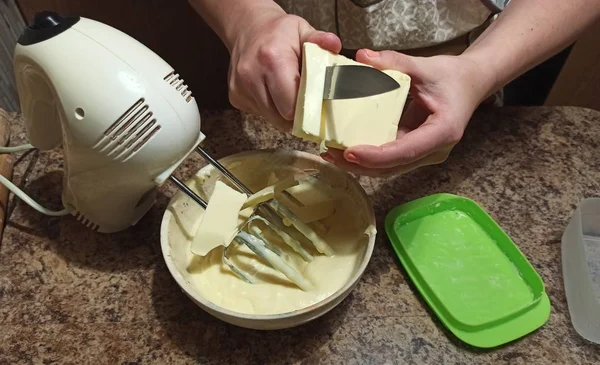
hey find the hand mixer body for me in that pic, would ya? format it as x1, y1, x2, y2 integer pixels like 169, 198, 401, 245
13, 12, 205, 232
10, 12, 331, 290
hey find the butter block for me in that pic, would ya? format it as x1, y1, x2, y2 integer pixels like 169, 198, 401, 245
191, 181, 247, 256
293, 42, 411, 149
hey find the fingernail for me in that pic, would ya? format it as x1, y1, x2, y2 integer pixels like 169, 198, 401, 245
364, 49, 379, 58
345, 153, 359, 163
321, 153, 334, 163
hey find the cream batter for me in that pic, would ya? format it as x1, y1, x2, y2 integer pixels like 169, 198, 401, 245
168, 152, 373, 315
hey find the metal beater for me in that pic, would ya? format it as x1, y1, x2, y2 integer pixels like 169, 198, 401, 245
170, 146, 333, 289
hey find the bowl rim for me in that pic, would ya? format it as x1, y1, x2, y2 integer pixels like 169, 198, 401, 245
160, 148, 376, 321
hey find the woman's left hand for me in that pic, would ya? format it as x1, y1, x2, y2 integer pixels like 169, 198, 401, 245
321, 49, 495, 177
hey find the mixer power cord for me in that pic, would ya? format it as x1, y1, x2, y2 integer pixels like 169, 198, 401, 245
0, 144, 70, 217
0, 143, 35, 153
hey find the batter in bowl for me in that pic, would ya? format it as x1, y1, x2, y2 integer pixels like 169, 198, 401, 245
168, 151, 374, 315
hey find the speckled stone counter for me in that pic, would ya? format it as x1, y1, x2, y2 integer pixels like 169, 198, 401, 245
0, 106, 599, 364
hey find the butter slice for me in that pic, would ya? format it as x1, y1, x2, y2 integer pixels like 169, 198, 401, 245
278, 194, 335, 223
191, 181, 247, 256
241, 176, 299, 209
280, 176, 335, 223
286, 177, 330, 205
237, 206, 255, 227
293, 42, 411, 149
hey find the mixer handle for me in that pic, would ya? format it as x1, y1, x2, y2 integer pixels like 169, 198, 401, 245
13, 66, 63, 150
13, 11, 81, 150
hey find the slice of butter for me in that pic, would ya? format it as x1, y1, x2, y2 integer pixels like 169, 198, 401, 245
285, 176, 332, 206
267, 172, 279, 186
241, 176, 299, 209
293, 42, 411, 149
191, 181, 247, 256
279, 176, 336, 223
237, 206, 255, 227
278, 194, 335, 223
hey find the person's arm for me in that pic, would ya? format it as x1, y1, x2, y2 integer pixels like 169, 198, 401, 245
463, 0, 600, 101
325, 0, 600, 177
188, 0, 341, 130
188, 0, 284, 52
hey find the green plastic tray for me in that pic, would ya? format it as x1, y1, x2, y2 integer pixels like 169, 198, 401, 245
385, 193, 550, 348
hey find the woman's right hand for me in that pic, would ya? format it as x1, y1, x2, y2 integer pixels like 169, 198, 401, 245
226, 11, 341, 131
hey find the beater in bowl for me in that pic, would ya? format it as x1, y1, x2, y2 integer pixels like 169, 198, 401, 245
169, 146, 334, 289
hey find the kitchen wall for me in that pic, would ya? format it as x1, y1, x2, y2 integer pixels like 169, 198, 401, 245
546, 20, 600, 110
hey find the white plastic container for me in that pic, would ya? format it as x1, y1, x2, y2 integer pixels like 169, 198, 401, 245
562, 198, 600, 343
160, 149, 376, 330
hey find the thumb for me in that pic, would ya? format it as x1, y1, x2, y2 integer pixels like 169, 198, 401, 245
356, 49, 420, 76
300, 26, 342, 54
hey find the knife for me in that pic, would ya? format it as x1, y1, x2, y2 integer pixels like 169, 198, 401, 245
323, 65, 401, 100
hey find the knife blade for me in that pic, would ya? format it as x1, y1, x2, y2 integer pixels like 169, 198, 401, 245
323, 65, 401, 100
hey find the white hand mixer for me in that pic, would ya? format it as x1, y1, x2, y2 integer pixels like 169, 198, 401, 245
5, 11, 332, 288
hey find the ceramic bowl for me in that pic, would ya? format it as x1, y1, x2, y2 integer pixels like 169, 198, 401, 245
160, 149, 375, 330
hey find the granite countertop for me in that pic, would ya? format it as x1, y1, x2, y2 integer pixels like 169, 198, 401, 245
0, 106, 599, 364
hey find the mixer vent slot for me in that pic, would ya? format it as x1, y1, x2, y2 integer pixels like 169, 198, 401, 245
93, 98, 162, 162
74, 211, 99, 231
164, 71, 193, 102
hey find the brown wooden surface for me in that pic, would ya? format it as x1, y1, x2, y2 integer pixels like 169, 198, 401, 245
0, 110, 14, 240
545, 20, 600, 110
16, 0, 231, 110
